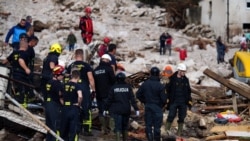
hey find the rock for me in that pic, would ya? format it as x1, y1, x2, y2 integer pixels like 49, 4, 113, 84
33, 20, 49, 32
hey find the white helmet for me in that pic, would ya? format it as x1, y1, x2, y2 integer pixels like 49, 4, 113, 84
101, 54, 111, 61
177, 63, 187, 71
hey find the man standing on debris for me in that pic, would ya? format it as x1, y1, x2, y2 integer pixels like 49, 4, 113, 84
41, 43, 62, 98
79, 7, 93, 45
136, 67, 167, 141
216, 36, 226, 64
44, 65, 64, 141
93, 54, 116, 135
165, 63, 192, 136
60, 69, 82, 141
66, 31, 77, 51
107, 43, 117, 73
159, 32, 167, 55
66, 49, 96, 136
2, 33, 31, 107
104, 72, 139, 141
4, 19, 27, 50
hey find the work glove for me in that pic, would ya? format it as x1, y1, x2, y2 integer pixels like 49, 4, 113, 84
187, 101, 192, 110
91, 91, 96, 101
103, 111, 109, 116
135, 110, 140, 117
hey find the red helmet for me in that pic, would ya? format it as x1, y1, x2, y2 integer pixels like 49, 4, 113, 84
84, 7, 92, 13
103, 37, 111, 44
53, 65, 65, 75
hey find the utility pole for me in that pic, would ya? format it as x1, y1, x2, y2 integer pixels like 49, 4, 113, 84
227, 0, 229, 43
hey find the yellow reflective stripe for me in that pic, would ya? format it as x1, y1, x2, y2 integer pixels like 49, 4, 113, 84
65, 101, 71, 106
46, 97, 51, 102
56, 130, 60, 141
74, 134, 78, 141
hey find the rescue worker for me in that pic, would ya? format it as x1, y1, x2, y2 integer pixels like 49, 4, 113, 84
66, 49, 96, 136
79, 7, 93, 45
2, 33, 31, 107
104, 72, 139, 141
93, 54, 116, 135
98, 37, 111, 57
41, 43, 62, 98
4, 19, 26, 50
136, 67, 167, 141
60, 70, 82, 141
44, 65, 64, 141
165, 63, 192, 136
161, 65, 173, 78
27, 35, 39, 72
107, 43, 117, 73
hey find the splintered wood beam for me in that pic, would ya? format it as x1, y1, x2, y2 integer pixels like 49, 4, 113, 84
203, 69, 250, 100
203, 104, 248, 110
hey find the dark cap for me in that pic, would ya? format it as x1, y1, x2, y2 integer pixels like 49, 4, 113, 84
19, 33, 28, 39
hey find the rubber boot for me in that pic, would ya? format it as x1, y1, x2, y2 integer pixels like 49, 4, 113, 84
122, 130, 128, 141
116, 132, 121, 141
165, 122, 172, 130
99, 117, 107, 135
177, 123, 184, 136
109, 117, 115, 134
146, 133, 153, 141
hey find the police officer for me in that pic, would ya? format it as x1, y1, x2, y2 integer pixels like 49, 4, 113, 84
41, 43, 62, 98
3, 33, 31, 107
60, 70, 82, 141
136, 67, 167, 141
66, 49, 96, 136
93, 54, 116, 135
165, 63, 192, 136
44, 65, 64, 141
104, 72, 139, 141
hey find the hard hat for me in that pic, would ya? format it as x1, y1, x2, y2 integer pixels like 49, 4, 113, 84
19, 33, 28, 39
101, 54, 111, 61
162, 65, 173, 77
53, 65, 65, 75
103, 37, 111, 44
150, 67, 160, 76
116, 72, 126, 82
84, 7, 92, 13
177, 63, 187, 71
49, 43, 62, 54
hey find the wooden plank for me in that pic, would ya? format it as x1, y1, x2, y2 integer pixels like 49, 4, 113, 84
205, 133, 226, 141
203, 69, 250, 99
206, 99, 234, 104
210, 125, 250, 132
226, 131, 250, 137
203, 104, 248, 110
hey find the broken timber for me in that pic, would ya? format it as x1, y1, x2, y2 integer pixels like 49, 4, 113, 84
203, 69, 250, 99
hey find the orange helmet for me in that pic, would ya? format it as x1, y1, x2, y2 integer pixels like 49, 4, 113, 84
103, 37, 111, 44
161, 65, 173, 77
53, 65, 65, 75
84, 7, 92, 13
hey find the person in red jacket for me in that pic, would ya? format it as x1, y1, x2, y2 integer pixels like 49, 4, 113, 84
79, 7, 93, 45
165, 33, 172, 56
98, 37, 111, 57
